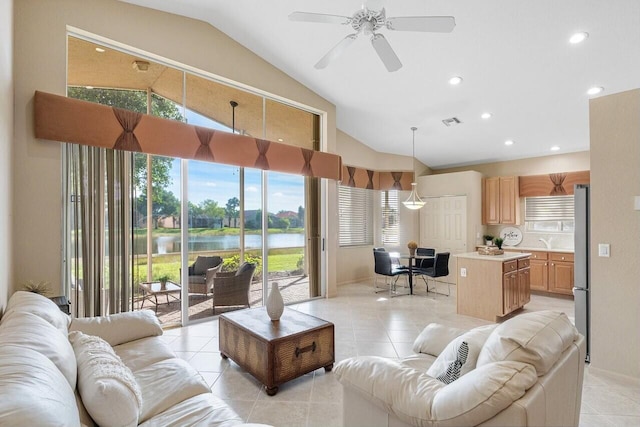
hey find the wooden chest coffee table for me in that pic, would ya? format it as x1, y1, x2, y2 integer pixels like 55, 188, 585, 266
219, 307, 334, 396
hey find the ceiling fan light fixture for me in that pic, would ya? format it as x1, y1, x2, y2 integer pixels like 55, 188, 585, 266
403, 127, 425, 210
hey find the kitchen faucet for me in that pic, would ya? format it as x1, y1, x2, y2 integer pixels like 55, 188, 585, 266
539, 237, 553, 249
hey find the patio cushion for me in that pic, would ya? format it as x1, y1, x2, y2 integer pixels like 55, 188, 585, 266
193, 256, 220, 275
236, 262, 255, 276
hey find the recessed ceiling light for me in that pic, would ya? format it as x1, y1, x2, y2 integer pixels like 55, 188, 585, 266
569, 32, 589, 44
587, 86, 604, 96
504, 140, 514, 146
481, 112, 492, 119
277, 138, 284, 142
550, 146, 560, 151
448, 76, 463, 85
95, 47, 106, 53
85, 86, 94, 90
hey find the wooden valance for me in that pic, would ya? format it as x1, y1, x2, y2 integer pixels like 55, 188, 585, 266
33, 91, 342, 181
341, 165, 414, 191
519, 171, 590, 197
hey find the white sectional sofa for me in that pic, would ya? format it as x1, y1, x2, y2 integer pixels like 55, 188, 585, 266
0, 291, 268, 427
335, 310, 586, 427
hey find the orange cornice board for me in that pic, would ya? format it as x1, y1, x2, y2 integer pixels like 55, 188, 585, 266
34, 91, 342, 181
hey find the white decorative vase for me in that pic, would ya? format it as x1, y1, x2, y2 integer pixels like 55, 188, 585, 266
266, 282, 284, 321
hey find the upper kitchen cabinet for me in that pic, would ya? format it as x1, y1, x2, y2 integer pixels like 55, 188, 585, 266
483, 176, 520, 225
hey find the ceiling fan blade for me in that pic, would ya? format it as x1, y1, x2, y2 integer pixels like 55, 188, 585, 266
386, 16, 455, 33
289, 12, 351, 25
315, 34, 357, 69
371, 34, 402, 72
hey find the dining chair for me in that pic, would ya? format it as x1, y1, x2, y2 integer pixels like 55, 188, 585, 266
419, 252, 451, 296
373, 249, 410, 296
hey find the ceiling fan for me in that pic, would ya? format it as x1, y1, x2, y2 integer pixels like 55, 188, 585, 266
289, 4, 455, 72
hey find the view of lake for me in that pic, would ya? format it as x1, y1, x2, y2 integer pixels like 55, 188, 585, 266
135, 233, 305, 255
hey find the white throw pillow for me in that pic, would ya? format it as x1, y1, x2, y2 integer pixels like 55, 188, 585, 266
0, 311, 77, 388
70, 309, 162, 347
69, 331, 142, 427
412, 323, 466, 356
427, 324, 497, 380
476, 310, 578, 376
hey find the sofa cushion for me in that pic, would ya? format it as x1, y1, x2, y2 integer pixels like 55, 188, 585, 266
412, 323, 466, 356
336, 356, 537, 427
70, 331, 142, 427
70, 309, 163, 347
134, 358, 210, 423
114, 336, 177, 373
427, 324, 497, 380
138, 393, 243, 427
4, 290, 70, 333
0, 345, 81, 427
430, 361, 537, 426
477, 310, 578, 375
0, 311, 77, 388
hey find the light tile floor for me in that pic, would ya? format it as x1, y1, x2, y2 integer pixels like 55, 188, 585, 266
163, 281, 640, 427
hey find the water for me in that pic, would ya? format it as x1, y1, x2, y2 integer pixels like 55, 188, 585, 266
135, 233, 305, 255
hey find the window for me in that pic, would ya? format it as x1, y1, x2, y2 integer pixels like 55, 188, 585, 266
525, 196, 574, 233
381, 190, 399, 245
339, 186, 373, 246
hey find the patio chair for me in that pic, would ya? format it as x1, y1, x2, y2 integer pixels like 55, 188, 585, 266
211, 262, 256, 314
186, 255, 223, 296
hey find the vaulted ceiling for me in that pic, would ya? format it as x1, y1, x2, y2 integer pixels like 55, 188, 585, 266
119, 0, 640, 169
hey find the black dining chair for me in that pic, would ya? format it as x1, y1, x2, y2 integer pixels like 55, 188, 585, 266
416, 247, 435, 269
373, 249, 410, 296
419, 252, 451, 296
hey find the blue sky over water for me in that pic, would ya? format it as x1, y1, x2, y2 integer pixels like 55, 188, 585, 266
166, 109, 304, 213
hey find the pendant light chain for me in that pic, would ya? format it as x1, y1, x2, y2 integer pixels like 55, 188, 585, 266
402, 126, 425, 210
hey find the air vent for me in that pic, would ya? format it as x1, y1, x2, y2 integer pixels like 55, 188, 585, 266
442, 117, 462, 127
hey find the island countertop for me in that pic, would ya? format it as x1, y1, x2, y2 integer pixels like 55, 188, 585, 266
455, 251, 531, 262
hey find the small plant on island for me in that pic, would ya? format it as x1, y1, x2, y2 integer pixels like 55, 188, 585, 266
483, 234, 495, 245
493, 237, 504, 250
407, 241, 418, 250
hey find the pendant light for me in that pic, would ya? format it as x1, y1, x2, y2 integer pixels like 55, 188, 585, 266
402, 127, 425, 210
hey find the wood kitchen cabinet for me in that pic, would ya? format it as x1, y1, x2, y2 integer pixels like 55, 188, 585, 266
549, 252, 574, 295
457, 253, 530, 321
483, 176, 520, 225
528, 251, 549, 292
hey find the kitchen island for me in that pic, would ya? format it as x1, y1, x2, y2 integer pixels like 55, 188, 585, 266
455, 251, 531, 322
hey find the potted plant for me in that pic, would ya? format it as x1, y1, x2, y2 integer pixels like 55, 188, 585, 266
158, 275, 170, 290
407, 240, 418, 257
493, 237, 504, 250
483, 234, 495, 246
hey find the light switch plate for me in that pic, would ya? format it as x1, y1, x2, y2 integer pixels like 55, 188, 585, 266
460, 267, 467, 277
598, 243, 610, 257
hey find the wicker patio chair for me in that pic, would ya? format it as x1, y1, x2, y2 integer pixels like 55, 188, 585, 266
211, 262, 256, 314
186, 255, 223, 296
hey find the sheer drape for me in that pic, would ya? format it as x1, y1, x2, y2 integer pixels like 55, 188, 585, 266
64, 144, 132, 317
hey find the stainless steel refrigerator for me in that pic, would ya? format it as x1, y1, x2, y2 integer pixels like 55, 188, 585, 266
574, 184, 590, 362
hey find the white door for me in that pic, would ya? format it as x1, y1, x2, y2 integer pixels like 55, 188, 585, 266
420, 196, 467, 284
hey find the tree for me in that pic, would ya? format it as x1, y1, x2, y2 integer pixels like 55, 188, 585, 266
200, 199, 225, 226
226, 197, 240, 228
298, 205, 305, 227
67, 87, 184, 227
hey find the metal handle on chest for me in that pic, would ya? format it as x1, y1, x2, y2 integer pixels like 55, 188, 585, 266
295, 341, 316, 357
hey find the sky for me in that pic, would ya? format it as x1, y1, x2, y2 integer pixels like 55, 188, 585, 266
165, 109, 305, 213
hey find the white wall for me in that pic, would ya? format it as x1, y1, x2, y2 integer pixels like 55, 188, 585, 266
13, 0, 340, 296
335, 130, 422, 285
0, 0, 13, 311
589, 89, 640, 379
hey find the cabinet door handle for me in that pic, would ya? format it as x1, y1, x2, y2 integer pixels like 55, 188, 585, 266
545, 262, 548, 266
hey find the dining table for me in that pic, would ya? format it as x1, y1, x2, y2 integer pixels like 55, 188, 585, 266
389, 252, 435, 295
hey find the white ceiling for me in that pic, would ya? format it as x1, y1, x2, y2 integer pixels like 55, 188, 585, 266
119, 0, 640, 169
